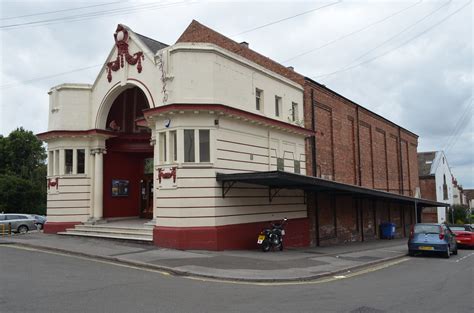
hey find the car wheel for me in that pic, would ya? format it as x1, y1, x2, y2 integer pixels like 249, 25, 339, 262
408, 250, 415, 257
453, 246, 458, 255
444, 245, 450, 259
17, 225, 28, 234
36, 223, 43, 230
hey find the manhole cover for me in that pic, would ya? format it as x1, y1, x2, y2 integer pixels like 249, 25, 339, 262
349, 306, 385, 313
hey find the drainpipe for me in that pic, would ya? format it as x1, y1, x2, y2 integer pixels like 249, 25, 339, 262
398, 126, 404, 195
268, 130, 271, 171
356, 106, 362, 186
311, 89, 320, 247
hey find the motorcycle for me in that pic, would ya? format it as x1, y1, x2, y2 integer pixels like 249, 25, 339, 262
257, 218, 288, 252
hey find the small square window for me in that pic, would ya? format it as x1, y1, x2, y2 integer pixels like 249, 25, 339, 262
256, 88, 263, 111
275, 96, 282, 117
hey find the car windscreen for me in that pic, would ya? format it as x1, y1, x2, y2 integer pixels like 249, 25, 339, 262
449, 226, 467, 231
414, 225, 440, 234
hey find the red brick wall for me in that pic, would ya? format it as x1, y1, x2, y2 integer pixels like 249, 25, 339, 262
304, 81, 419, 196
315, 194, 415, 246
419, 177, 436, 201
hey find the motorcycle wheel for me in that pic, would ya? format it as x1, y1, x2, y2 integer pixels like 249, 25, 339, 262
261, 240, 271, 252
278, 241, 284, 251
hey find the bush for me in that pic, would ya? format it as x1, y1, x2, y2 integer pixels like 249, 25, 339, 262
0, 174, 46, 215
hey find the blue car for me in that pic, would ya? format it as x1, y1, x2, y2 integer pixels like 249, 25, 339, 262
408, 223, 458, 258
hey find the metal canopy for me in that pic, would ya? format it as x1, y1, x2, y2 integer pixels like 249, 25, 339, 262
216, 171, 449, 207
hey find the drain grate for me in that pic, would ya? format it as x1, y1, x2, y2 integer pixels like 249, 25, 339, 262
349, 306, 385, 313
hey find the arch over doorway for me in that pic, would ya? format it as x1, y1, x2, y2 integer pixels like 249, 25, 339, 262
101, 86, 154, 219
95, 81, 154, 130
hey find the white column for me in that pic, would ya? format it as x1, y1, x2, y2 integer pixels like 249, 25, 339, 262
93, 149, 104, 220
152, 139, 158, 223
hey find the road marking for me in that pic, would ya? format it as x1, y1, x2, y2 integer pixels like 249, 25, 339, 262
1, 244, 409, 286
184, 258, 411, 286
1, 244, 171, 277
455, 252, 474, 263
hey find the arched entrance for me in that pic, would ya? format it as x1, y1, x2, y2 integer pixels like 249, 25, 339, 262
102, 86, 154, 219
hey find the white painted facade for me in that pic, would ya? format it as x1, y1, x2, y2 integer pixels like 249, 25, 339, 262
41, 25, 308, 229
425, 151, 454, 223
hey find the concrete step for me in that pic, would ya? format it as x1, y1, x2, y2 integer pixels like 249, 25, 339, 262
58, 230, 153, 242
73, 225, 152, 236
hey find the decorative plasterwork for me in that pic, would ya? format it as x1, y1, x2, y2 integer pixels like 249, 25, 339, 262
106, 25, 144, 83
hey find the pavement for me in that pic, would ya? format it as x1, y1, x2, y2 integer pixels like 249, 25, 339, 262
0, 232, 409, 282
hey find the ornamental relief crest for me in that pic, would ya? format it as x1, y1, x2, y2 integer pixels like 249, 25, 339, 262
106, 25, 144, 82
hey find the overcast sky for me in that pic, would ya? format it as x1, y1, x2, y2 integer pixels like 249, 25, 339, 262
0, 0, 472, 188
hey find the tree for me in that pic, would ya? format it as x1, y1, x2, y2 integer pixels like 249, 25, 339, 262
447, 204, 470, 224
0, 128, 46, 214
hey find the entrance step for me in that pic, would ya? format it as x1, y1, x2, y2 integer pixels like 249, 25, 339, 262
58, 223, 153, 242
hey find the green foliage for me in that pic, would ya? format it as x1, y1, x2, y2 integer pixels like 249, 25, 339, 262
447, 205, 470, 224
0, 128, 46, 214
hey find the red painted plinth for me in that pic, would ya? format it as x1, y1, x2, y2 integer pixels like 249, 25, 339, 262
153, 218, 310, 251
43, 222, 81, 234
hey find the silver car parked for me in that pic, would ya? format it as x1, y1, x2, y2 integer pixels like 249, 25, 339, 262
0, 213, 38, 234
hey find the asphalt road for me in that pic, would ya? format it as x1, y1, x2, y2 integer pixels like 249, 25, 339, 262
0, 245, 472, 313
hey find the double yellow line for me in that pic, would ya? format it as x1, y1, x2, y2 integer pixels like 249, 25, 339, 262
1, 244, 409, 286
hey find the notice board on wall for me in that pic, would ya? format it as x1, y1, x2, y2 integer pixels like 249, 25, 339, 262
111, 179, 129, 197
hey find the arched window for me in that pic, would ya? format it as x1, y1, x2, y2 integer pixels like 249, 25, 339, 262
106, 87, 149, 133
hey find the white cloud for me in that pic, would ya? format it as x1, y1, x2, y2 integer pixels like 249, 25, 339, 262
0, 0, 472, 187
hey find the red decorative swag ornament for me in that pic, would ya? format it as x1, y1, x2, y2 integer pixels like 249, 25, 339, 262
158, 167, 177, 184
47, 178, 59, 190
106, 25, 144, 82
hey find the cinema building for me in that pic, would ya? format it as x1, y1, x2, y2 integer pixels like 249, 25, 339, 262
38, 21, 446, 250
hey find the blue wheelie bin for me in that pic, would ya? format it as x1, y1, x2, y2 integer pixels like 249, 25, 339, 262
380, 222, 396, 239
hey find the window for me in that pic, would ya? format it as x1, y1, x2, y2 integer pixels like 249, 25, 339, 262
199, 130, 210, 162
443, 174, 448, 200
255, 88, 263, 111
294, 160, 301, 174
76, 149, 85, 174
291, 102, 298, 122
277, 158, 284, 171
159, 132, 167, 163
184, 130, 195, 162
65, 149, 73, 174
275, 96, 282, 117
170, 131, 177, 162
48, 151, 54, 176
54, 150, 59, 175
